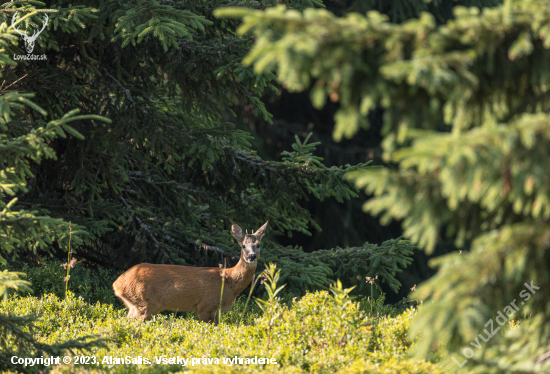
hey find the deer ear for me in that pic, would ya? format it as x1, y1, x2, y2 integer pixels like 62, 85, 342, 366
231, 222, 244, 244
254, 221, 268, 241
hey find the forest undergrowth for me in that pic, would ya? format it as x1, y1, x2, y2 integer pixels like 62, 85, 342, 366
1, 261, 444, 374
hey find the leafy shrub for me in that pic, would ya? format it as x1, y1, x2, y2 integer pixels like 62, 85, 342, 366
0, 288, 107, 373
342, 358, 444, 374
1, 281, 441, 373
14, 260, 119, 305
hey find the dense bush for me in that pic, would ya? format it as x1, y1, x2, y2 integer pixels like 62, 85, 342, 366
7, 237, 414, 303
1, 287, 440, 374
15, 260, 119, 305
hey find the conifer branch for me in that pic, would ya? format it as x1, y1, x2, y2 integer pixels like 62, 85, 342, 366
190, 240, 240, 261
119, 196, 170, 262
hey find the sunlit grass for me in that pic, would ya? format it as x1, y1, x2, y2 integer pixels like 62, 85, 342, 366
1, 261, 442, 373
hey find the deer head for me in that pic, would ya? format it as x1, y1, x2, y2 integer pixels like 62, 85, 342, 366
232, 221, 268, 265
12, 12, 49, 54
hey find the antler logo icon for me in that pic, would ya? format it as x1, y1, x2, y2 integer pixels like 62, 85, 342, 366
12, 12, 49, 54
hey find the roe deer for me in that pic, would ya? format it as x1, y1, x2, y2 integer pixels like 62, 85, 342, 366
112, 221, 267, 323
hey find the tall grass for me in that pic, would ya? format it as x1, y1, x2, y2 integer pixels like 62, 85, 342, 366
64, 222, 72, 297
255, 263, 285, 351
238, 270, 264, 326
218, 258, 226, 324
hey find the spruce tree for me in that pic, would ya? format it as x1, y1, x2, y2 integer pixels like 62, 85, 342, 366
340, 0, 502, 23
218, 0, 550, 372
245, 0, 506, 299
1, 0, 414, 297
0, 10, 108, 371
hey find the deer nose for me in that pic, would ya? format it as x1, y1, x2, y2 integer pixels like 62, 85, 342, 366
248, 253, 257, 261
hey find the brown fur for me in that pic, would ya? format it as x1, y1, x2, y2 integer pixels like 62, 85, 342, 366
112, 221, 267, 323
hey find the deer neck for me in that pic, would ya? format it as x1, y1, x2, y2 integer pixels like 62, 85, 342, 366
225, 258, 256, 296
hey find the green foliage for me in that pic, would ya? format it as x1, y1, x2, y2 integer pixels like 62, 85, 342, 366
1, 286, 439, 373
216, 1, 550, 142
0, 5, 110, 264
8, 238, 412, 309
324, 238, 415, 294
0, 101, 109, 263
260, 245, 333, 295
0, 278, 107, 374
409, 224, 550, 372
255, 263, 286, 312
0, 0, 427, 370
261, 238, 414, 296
255, 263, 285, 350
328, 280, 359, 347
280, 132, 372, 203
0, 0, 387, 280
343, 357, 444, 374
0, 9, 112, 371
218, 0, 550, 372
0, 266, 108, 374
15, 260, 118, 305
0, 311, 107, 374
344, 0, 502, 24
110, 0, 212, 51
0, 269, 31, 302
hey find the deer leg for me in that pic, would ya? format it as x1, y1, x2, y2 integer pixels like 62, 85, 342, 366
198, 310, 219, 325
212, 312, 220, 325
117, 294, 140, 319
137, 308, 152, 321
137, 302, 163, 321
